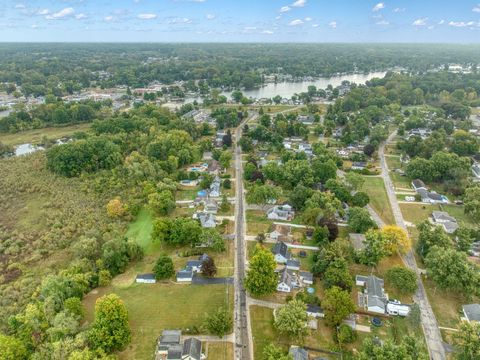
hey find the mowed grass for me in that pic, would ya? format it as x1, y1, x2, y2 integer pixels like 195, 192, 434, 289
207, 342, 233, 360
246, 210, 272, 236
361, 176, 395, 225
399, 203, 476, 227
126, 208, 157, 255
0, 123, 91, 146
83, 283, 233, 360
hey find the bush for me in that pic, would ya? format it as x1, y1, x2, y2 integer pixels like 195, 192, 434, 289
153, 254, 175, 280
335, 323, 357, 344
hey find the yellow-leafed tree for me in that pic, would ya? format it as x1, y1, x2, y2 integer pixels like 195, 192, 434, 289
381, 225, 411, 254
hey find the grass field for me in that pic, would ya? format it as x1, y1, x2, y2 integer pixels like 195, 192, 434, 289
126, 208, 157, 254
83, 283, 233, 360
246, 210, 272, 236
399, 203, 476, 227
361, 176, 395, 225
206, 342, 233, 360
0, 123, 91, 145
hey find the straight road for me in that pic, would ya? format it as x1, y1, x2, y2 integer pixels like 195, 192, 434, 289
233, 114, 255, 360
379, 131, 446, 360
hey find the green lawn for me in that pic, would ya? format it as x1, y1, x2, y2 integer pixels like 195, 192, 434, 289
246, 210, 272, 236
83, 283, 233, 360
0, 123, 91, 146
206, 342, 233, 360
361, 176, 395, 225
126, 208, 157, 255
399, 203, 476, 227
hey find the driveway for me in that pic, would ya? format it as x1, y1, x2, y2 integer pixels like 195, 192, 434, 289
192, 274, 234, 285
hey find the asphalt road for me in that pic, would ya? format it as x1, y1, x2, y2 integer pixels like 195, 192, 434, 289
233, 114, 255, 360
379, 131, 446, 360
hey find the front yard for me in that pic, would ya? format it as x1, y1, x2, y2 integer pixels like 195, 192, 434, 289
361, 176, 395, 225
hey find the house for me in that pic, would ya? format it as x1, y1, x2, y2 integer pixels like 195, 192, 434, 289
299, 271, 314, 286
182, 338, 202, 360
431, 211, 458, 234
269, 224, 291, 241
135, 273, 156, 284
267, 204, 295, 221
214, 131, 227, 147
186, 254, 210, 273
176, 270, 193, 283
462, 304, 480, 323
289, 346, 309, 360
411, 179, 427, 192
417, 189, 449, 204
356, 275, 388, 314
297, 115, 314, 125
286, 259, 301, 271
209, 176, 221, 198
386, 301, 410, 316
208, 160, 219, 174
204, 199, 218, 214
156, 330, 183, 360
407, 128, 431, 140
351, 162, 367, 171
272, 241, 292, 264
472, 164, 480, 180
195, 212, 216, 228
306, 304, 325, 318
283, 140, 292, 150
277, 268, 299, 293
298, 142, 313, 156
349, 233, 366, 251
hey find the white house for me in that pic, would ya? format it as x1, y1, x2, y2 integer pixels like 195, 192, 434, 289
209, 176, 221, 198
135, 273, 156, 284
306, 304, 325, 318
277, 268, 299, 293
267, 204, 295, 221
356, 275, 388, 314
195, 212, 216, 228
351, 162, 367, 171
176, 270, 193, 283
269, 224, 290, 241
299, 271, 314, 286
417, 189, 449, 204
431, 211, 458, 234
272, 241, 292, 264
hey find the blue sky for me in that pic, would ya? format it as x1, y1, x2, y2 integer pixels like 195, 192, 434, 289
1, 0, 480, 42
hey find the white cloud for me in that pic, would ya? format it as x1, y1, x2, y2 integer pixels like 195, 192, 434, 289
262, 30, 274, 34
46, 7, 75, 20
473, 4, 480, 13
206, 13, 216, 20
438, 19, 445, 25
275, 16, 281, 20
36, 9, 50, 15
104, 15, 115, 22
448, 21, 478, 27
329, 21, 337, 29
393, 7, 405, 13
280, 6, 291, 13
412, 17, 428, 26
75, 13, 87, 20
137, 13, 157, 19
169, 17, 192, 24
312, 24, 319, 28
31, 24, 38, 29
289, 19, 304, 26
372, 3, 385, 12
15, 4, 26, 9
304, 17, 312, 22
427, 25, 434, 30
292, 0, 306, 7
376, 20, 389, 25
244, 26, 256, 30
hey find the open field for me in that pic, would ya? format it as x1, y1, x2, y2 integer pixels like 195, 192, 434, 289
361, 176, 395, 225
246, 210, 272, 235
207, 342, 234, 360
83, 283, 233, 360
0, 123, 91, 146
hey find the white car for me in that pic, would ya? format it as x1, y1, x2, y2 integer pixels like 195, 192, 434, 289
405, 196, 415, 202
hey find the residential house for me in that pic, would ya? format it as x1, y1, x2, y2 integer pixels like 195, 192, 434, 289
299, 271, 314, 286
214, 131, 226, 148
431, 211, 458, 234
156, 330, 183, 360
182, 338, 202, 360
351, 162, 367, 171
289, 346, 309, 360
472, 164, 480, 181
267, 204, 295, 221
204, 199, 218, 214
176, 270, 193, 283
209, 176, 221, 198
306, 304, 325, 318
272, 241, 292, 264
208, 160, 219, 174
283, 140, 292, 150
135, 273, 156, 284
277, 268, 299, 293
417, 189, 449, 204
349, 233, 367, 251
411, 179, 427, 192
462, 304, 480, 323
297, 142, 313, 156
194, 212, 216, 228
356, 275, 388, 314
286, 259, 301, 271
186, 254, 210, 273
269, 224, 291, 241
297, 115, 314, 125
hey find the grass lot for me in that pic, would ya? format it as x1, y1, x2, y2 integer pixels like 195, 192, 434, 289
399, 203, 476, 227
361, 176, 395, 225
246, 210, 272, 236
390, 172, 411, 190
385, 155, 402, 170
126, 208, 156, 254
83, 283, 233, 360
177, 186, 200, 201
207, 342, 233, 360
0, 123, 91, 146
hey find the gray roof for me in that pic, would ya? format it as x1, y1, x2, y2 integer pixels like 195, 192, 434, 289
159, 330, 181, 346
167, 344, 183, 360
432, 211, 456, 223
182, 338, 202, 360
306, 304, 324, 314
289, 346, 309, 360
279, 267, 295, 288
412, 179, 426, 189
136, 273, 155, 281
287, 259, 300, 268
272, 241, 291, 259
366, 275, 387, 309
463, 304, 480, 322
299, 271, 313, 282
186, 260, 202, 268
443, 221, 459, 233
176, 270, 193, 279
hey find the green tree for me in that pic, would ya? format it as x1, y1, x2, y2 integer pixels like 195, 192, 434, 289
312, 158, 337, 183
262, 343, 292, 360
274, 299, 308, 339
358, 230, 386, 266
348, 207, 376, 233
351, 192, 370, 207
336, 323, 357, 345
454, 321, 480, 360
148, 190, 175, 216
322, 286, 355, 327
246, 184, 280, 209
464, 184, 480, 222
204, 307, 232, 337
416, 221, 452, 259
153, 254, 175, 280
63, 297, 85, 319
0, 334, 28, 360
323, 259, 353, 290
385, 266, 418, 294
245, 245, 277, 296
345, 172, 365, 191
90, 294, 131, 353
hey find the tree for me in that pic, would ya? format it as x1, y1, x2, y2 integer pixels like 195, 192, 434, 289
98, 270, 112, 287
385, 266, 418, 294
345, 172, 365, 191
262, 343, 292, 360
351, 192, 370, 207
219, 150, 232, 171
148, 190, 175, 216
358, 230, 387, 266
322, 286, 355, 327
106, 198, 126, 218
0, 334, 28, 360
454, 321, 480, 360
220, 194, 230, 213
312, 158, 337, 183
312, 226, 329, 246
201, 257, 217, 277
356, 336, 427, 360
90, 294, 131, 353
464, 184, 480, 222
274, 299, 308, 339
323, 259, 353, 290
425, 246, 478, 296
456, 226, 475, 253
380, 225, 411, 255
245, 245, 277, 296
63, 297, 84, 319
204, 307, 232, 337
348, 207, 376, 233
416, 221, 452, 259
336, 323, 357, 345
153, 254, 175, 280
246, 184, 280, 209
